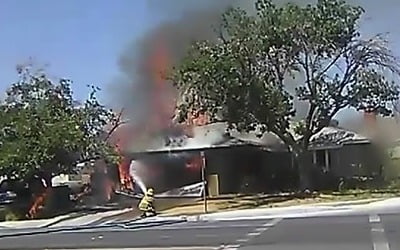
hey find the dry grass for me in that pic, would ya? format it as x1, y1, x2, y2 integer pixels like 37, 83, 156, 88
160, 191, 399, 216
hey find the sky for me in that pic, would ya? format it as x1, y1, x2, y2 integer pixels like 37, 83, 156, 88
1, 0, 400, 115
0, 0, 163, 103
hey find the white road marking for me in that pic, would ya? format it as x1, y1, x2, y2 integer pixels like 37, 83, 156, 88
51, 248, 216, 250
369, 215, 390, 250
220, 244, 240, 250
369, 214, 381, 223
158, 224, 264, 230
108, 223, 268, 232
196, 234, 218, 238
219, 218, 283, 249
247, 232, 261, 237
263, 218, 282, 227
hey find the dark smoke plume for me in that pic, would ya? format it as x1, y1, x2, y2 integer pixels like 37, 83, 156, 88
111, 0, 242, 126
110, 0, 399, 140
110, 0, 312, 129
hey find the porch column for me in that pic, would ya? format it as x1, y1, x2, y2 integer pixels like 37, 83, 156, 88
325, 150, 330, 171
312, 151, 317, 165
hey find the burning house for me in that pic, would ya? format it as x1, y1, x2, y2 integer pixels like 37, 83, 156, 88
116, 119, 387, 195
121, 122, 295, 195
103, 1, 390, 196
307, 126, 384, 190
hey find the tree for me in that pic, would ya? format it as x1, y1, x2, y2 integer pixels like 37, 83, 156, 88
170, 0, 400, 189
0, 65, 119, 185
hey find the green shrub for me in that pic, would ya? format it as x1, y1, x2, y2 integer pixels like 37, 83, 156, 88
1, 207, 21, 221
5, 211, 19, 221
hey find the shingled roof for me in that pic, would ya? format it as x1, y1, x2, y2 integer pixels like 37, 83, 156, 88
126, 121, 371, 155
308, 126, 370, 150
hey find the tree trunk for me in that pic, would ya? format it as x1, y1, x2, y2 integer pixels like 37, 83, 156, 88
293, 148, 313, 192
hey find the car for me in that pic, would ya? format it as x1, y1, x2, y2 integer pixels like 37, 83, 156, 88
0, 179, 17, 205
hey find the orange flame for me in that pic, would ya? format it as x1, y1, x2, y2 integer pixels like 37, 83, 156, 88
187, 111, 210, 126
180, 111, 211, 138
28, 189, 50, 219
104, 177, 115, 201
148, 40, 176, 129
116, 140, 133, 191
185, 153, 203, 171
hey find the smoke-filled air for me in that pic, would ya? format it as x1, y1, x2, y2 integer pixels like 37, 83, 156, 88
107, 0, 316, 151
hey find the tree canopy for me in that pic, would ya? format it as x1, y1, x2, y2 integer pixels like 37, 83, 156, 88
171, 0, 400, 149
170, 0, 400, 188
0, 66, 119, 181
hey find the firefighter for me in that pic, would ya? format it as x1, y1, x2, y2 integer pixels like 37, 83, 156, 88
138, 188, 156, 218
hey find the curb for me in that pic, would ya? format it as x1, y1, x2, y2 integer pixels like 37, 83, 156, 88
1, 208, 135, 230
311, 198, 382, 207
174, 198, 385, 221
41, 213, 85, 228
0, 218, 187, 239
183, 201, 384, 222
87, 208, 135, 226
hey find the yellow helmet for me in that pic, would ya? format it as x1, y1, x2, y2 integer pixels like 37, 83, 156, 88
146, 188, 154, 196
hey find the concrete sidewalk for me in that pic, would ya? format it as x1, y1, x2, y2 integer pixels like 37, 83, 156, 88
0, 216, 187, 239
183, 197, 395, 221
0, 208, 133, 229
1, 197, 397, 230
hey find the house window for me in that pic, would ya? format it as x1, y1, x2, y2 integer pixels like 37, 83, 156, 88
314, 150, 331, 172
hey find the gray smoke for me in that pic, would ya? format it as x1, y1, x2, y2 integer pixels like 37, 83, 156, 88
110, 0, 312, 128
111, 0, 243, 127
110, 0, 399, 140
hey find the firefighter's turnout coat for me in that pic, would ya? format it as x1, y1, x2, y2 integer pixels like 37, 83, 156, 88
138, 188, 154, 212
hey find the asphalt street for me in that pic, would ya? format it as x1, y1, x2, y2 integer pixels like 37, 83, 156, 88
0, 212, 399, 250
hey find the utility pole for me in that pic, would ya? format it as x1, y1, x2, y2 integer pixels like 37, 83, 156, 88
200, 151, 208, 214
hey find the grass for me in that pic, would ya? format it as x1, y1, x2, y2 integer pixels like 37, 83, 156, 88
0, 206, 21, 222
160, 189, 400, 216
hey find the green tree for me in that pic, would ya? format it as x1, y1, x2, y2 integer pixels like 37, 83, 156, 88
170, 0, 400, 189
0, 66, 119, 185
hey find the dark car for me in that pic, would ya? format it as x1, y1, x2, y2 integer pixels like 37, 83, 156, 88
0, 179, 17, 205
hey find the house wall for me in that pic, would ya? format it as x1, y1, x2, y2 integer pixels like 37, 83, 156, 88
127, 142, 384, 194
308, 143, 385, 190
331, 143, 382, 177
136, 153, 202, 193
205, 147, 295, 194
132, 146, 295, 195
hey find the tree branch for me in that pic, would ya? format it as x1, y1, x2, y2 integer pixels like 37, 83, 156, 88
316, 48, 349, 79
104, 108, 127, 142
303, 103, 316, 146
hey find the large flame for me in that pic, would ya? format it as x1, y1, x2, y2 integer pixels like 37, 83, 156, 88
116, 137, 133, 191
148, 40, 176, 130
111, 39, 211, 193
185, 153, 203, 171
28, 188, 50, 219
26, 176, 52, 219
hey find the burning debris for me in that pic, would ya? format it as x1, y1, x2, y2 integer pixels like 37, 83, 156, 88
27, 189, 49, 219
101, 0, 399, 200
116, 142, 133, 191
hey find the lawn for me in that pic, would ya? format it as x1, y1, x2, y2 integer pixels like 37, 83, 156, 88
160, 190, 400, 216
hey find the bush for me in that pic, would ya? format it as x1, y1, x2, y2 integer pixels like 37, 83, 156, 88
386, 178, 400, 190
0, 207, 22, 221
4, 210, 19, 221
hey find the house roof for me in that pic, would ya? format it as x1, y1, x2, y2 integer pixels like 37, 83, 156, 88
340, 114, 400, 144
127, 122, 283, 154
389, 146, 400, 159
308, 126, 371, 150
124, 121, 371, 154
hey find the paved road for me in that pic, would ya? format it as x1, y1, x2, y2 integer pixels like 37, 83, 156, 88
0, 213, 399, 249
